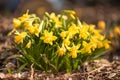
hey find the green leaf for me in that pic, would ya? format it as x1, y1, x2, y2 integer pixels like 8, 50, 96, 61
7, 68, 12, 74
16, 63, 28, 72
28, 55, 44, 70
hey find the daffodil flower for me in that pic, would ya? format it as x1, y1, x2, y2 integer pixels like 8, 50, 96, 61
26, 40, 31, 48
60, 31, 68, 39
24, 20, 33, 28
97, 41, 103, 48
97, 20, 106, 30
50, 13, 62, 28
57, 44, 66, 56
80, 41, 92, 54
62, 38, 70, 48
78, 24, 90, 39
67, 25, 79, 38
114, 26, 120, 36
69, 44, 80, 58
103, 40, 111, 49
28, 24, 40, 37
40, 30, 57, 45
14, 32, 27, 44
18, 10, 30, 21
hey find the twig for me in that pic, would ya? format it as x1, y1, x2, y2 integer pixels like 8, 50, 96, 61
85, 65, 111, 75
30, 64, 34, 80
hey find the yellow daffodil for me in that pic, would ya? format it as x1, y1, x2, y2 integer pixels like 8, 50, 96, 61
90, 42, 97, 51
60, 25, 79, 39
62, 38, 70, 48
91, 31, 105, 41
113, 26, 120, 36
69, 44, 80, 58
78, 24, 90, 39
57, 44, 66, 56
14, 32, 27, 44
97, 41, 103, 48
13, 18, 21, 28
46, 12, 62, 28
40, 30, 57, 45
24, 20, 33, 28
89, 24, 96, 32
60, 31, 68, 39
28, 24, 40, 37
97, 20, 106, 30
26, 40, 31, 48
71, 51, 77, 58
50, 13, 62, 28
67, 25, 79, 38
79, 29, 89, 40
18, 10, 30, 21
51, 15, 62, 28
80, 41, 92, 54
103, 40, 111, 49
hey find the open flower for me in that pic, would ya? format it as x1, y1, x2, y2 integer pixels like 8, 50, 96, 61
62, 38, 70, 48
28, 24, 40, 37
79, 27, 89, 39
57, 44, 66, 56
102, 40, 111, 49
60, 31, 68, 39
67, 25, 79, 39
24, 20, 33, 28
80, 41, 92, 54
69, 44, 80, 58
40, 30, 57, 45
46, 12, 62, 28
14, 32, 27, 44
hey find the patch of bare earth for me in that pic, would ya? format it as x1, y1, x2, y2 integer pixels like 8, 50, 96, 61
0, 59, 120, 80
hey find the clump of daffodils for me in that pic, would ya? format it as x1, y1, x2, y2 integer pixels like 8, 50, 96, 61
10, 10, 110, 72
108, 25, 120, 49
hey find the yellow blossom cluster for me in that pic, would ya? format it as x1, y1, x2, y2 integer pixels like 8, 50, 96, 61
10, 10, 112, 72
107, 25, 120, 49
12, 10, 110, 59
57, 22, 110, 58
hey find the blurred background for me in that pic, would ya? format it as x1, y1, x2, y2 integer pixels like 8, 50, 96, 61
0, 0, 120, 24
